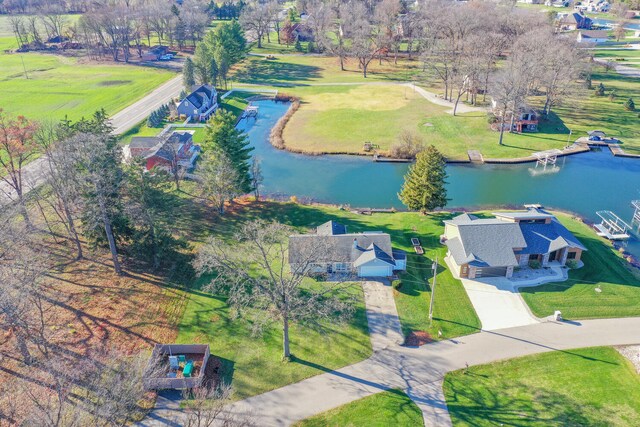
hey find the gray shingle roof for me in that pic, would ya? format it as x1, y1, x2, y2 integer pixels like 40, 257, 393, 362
516, 219, 586, 255
445, 221, 525, 268
184, 85, 215, 109
354, 243, 396, 267
130, 136, 162, 149
316, 220, 347, 236
445, 210, 586, 268
288, 233, 394, 266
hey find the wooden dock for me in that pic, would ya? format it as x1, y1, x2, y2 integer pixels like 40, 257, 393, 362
467, 150, 484, 164
373, 154, 412, 163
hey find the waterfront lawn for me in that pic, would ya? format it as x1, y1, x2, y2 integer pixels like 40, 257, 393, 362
119, 121, 207, 145
187, 201, 479, 341
280, 84, 569, 160
295, 389, 424, 427
444, 347, 640, 427
521, 214, 640, 319
551, 68, 640, 154
0, 36, 174, 123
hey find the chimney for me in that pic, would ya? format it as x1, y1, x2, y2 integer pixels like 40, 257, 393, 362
353, 238, 358, 249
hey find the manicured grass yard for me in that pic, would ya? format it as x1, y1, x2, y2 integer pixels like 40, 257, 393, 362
0, 36, 175, 122
444, 347, 640, 426
177, 285, 371, 400
295, 389, 424, 427
281, 84, 571, 160
173, 201, 480, 399
520, 213, 640, 319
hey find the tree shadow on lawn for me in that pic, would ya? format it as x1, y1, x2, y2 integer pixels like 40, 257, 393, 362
445, 379, 616, 427
233, 59, 323, 85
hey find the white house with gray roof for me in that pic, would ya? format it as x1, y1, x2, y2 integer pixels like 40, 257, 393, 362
443, 208, 586, 279
176, 84, 218, 122
288, 221, 406, 278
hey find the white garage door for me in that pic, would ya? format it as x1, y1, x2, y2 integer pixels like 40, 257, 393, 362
358, 266, 392, 277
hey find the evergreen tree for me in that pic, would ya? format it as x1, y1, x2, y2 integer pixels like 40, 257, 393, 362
624, 98, 635, 111
209, 57, 219, 87
183, 57, 195, 90
398, 145, 448, 214
124, 160, 181, 270
295, 39, 302, 52
204, 110, 254, 193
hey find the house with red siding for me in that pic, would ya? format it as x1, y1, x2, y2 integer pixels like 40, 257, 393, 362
124, 131, 200, 172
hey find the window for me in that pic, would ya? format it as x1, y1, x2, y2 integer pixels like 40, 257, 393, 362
334, 262, 349, 272
567, 252, 577, 260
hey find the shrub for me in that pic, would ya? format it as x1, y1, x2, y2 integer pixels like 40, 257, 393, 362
529, 260, 541, 269
624, 98, 635, 111
609, 90, 617, 102
595, 83, 605, 96
295, 39, 302, 52
487, 113, 498, 124
270, 98, 300, 149
307, 41, 315, 53
392, 279, 402, 290
566, 259, 579, 269
389, 130, 425, 159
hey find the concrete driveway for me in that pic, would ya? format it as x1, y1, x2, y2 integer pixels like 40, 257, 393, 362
459, 277, 540, 331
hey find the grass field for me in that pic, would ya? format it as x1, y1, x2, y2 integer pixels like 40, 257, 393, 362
295, 389, 424, 427
229, 51, 640, 158
280, 84, 574, 159
521, 213, 640, 319
444, 347, 640, 426
176, 284, 372, 400
0, 34, 174, 123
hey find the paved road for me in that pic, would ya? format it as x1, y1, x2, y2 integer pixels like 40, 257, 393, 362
593, 57, 640, 78
0, 74, 182, 205
138, 278, 640, 427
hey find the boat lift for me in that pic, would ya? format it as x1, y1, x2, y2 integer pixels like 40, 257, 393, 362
532, 149, 563, 168
632, 200, 640, 225
594, 210, 631, 240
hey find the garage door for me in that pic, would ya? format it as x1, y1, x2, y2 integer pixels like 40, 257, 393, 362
475, 267, 507, 278
358, 266, 392, 277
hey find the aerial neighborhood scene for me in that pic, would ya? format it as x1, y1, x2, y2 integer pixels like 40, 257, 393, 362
2, 0, 640, 425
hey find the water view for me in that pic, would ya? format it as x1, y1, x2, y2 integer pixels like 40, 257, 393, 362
238, 100, 640, 257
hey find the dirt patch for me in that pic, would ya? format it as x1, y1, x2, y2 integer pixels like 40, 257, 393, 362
404, 330, 434, 347
99, 80, 132, 86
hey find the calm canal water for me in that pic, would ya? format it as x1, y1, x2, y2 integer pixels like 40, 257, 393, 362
237, 100, 640, 257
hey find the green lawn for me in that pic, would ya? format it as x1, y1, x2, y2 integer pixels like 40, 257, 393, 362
229, 51, 640, 158
280, 84, 571, 160
0, 36, 175, 123
521, 213, 640, 319
294, 389, 424, 427
232, 54, 422, 86
177, 284, 371, 400
444, 347, 640, 426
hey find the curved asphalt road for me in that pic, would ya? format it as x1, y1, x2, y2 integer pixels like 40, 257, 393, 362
0, 74, 183, 205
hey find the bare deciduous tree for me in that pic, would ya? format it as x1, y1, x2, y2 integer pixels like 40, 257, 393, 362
196, 152, 241, 214
194, 220, 355, 360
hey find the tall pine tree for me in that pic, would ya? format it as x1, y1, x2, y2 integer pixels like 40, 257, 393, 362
398, 145, 448, 214
183, 57, 195, 90
204, 110, 254, 194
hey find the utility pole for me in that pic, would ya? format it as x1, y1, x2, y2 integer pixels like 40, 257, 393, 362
429, 254, 438, 324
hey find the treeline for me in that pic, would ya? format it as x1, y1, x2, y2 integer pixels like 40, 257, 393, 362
7, 0, 227, 61
237, 0, 589, 145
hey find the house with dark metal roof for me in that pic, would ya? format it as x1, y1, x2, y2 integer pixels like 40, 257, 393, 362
442, 207, 586, 279
176, 84, 218, 122
288, 221, 406, 278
